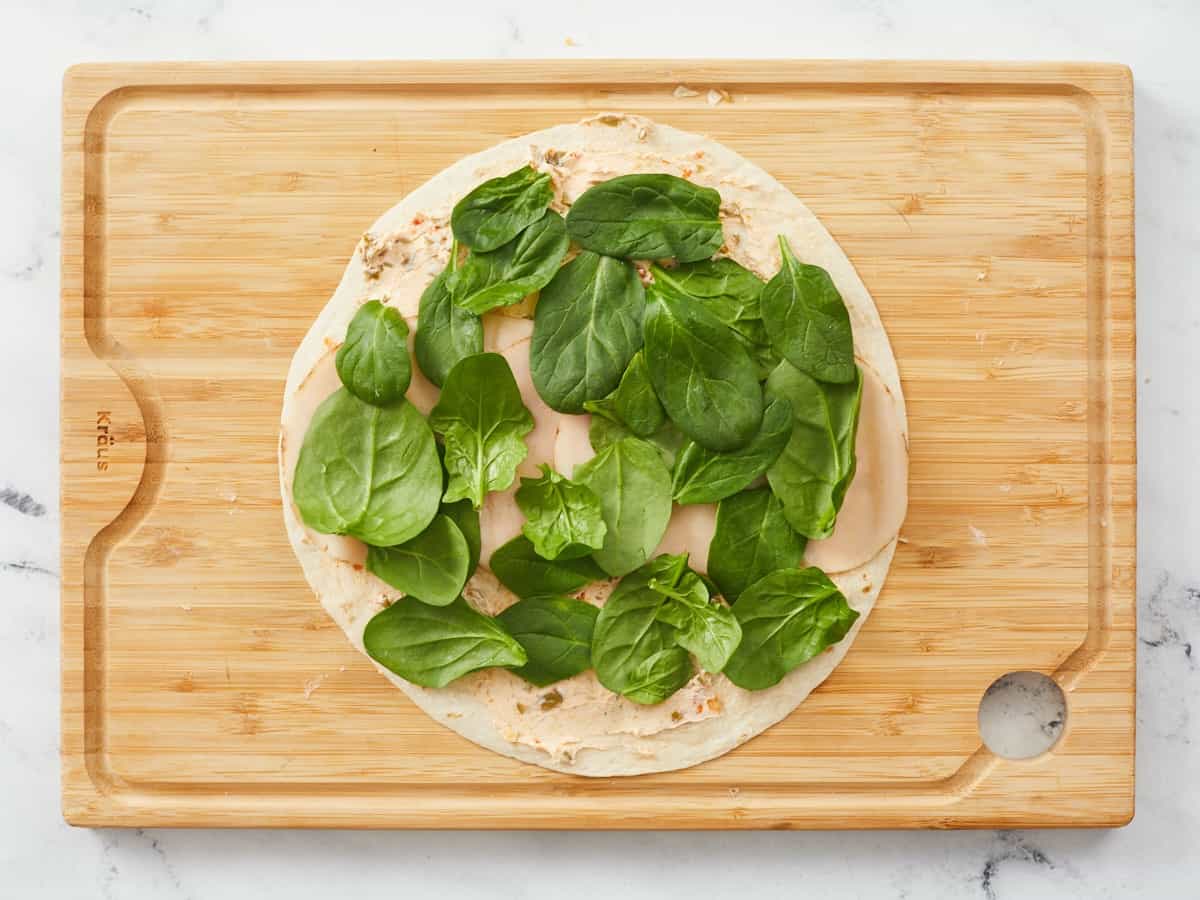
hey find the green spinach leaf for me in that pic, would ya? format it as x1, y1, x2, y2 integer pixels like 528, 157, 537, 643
671, 396, 793, 505
620, 647, 693, 705
587, 414, 631, 455
587, 417, 684, 469
658, 257, 764, 314
574, 437, 673, 577
650, 572, 742, 674
430, 353, 534, 508
441, 499, 481, 575
365, 514, 470, 607
451, 165, 554, 252
723, 568, 859, 690
764, 361, 862, 539
583, 350, 666, 437
449, 211, 569, 314
414, 257, 484, 388
565, 174, 724, 263
760, 236, 856, 384
643, 274, 763, 452
293, 388, 441, 547
498, 595, 599, 687
335, 300, 411, 407
615, 552, 690, 594
516, 464, 607, 560
645, 422, 687, 469
363, 597, 527, 688
655, 259, 777, 377
708, 488, 806, 602
489, 535, 607, 598
530, 250, 645, 413
591, 561, 691, 704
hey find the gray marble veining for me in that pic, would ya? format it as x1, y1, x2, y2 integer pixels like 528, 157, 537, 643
2, 0, 1198, 897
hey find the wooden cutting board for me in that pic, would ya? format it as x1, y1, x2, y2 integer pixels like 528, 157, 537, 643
61, 61, 1135, 829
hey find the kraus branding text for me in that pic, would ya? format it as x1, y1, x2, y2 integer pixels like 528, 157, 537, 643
96, 410, 113, 471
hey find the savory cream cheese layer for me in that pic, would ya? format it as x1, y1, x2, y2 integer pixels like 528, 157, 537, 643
279, 113, 908, 772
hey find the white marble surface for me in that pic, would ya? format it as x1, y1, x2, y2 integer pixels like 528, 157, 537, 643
2, 0, 1197, 896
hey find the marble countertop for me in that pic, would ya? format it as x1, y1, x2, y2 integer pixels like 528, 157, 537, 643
3, 1, 1197, 896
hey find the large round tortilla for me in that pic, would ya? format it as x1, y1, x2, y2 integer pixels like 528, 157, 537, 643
279, 114, 908, 776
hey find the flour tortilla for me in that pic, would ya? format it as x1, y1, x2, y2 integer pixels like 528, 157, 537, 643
279, 114, 908, 776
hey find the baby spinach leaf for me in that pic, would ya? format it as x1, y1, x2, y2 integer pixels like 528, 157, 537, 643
430, 353, 534, 508
630, 554, 730, 634
363, 597, 527, 688
414, 258, 484, 388
498, 595, 599, 687
451, 165, 554, 252
293, 388, 441, 547
489, 535, 607, 598
618, 552, 691, 595
335, 300, 411, 407
723, 568, 859, 691
761, 236, 856, 384
656, 259, 778, 378
583, 350, 666, 438
650, 572, 742, 674
643, 274, 764, 452
688, 306, 776, 376
588, 417, 684, 469
449, 211, 569, 314
609, 552, 738, 675
708, 488, 806, 602
587, 414, 631, 454
765, 361, 862, 539
565, 174, 724, 263
696, 570, 723, 601
574, 437, 673, 577
365, 514, 470, 607
621, 647, 693, 705
591, 564, 692, 704
658, 257, 765, 314
649, 572, 710, 612
530, 250, 645, 413
644, 422, 687, 469
671, 396, 793, 505
441, 499, 481, 575
516, 464, 607, 561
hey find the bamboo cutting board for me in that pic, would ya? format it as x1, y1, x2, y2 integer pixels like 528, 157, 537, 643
61, 61, 1135, 829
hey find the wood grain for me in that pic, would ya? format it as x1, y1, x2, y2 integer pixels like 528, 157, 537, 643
61, 60, 1135, 829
